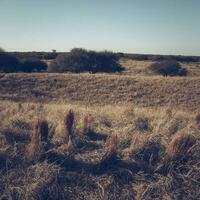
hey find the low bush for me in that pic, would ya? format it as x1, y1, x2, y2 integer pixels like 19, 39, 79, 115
149, 60, 187, 76
48, 48, 124, 73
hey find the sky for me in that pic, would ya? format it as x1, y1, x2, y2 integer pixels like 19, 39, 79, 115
0, 0, 200, 55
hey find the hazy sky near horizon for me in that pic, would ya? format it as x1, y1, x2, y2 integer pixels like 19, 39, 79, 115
0, 0, 200, 55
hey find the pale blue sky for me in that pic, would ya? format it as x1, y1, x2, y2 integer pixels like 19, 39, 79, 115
0, 0, 199, 55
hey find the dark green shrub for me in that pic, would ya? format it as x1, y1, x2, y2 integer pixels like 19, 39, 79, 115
48, 48, 89, 72
0, 48, 47, 73
124, 53, 200, 62
0, 48, 20, 72
89, 50, 123, 73
149, 60, 187, 76
20, 59, 47, 72
48, 48, 124, 73
42, 52, 58, 60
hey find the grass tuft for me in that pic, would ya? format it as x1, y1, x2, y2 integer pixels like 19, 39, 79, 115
35, 120, 49, 142
167, 133, 196, 159
83, 115, 93, 134
99, 134, 118, 168
27, 120, 49, 161
124, 136, 164, 169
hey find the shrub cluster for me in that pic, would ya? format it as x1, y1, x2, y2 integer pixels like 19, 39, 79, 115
0, 48, 20, 72
149, 60, 187, 76
20, 59, 47, 72
48, 48, 124, 73
0, 48, 47, 73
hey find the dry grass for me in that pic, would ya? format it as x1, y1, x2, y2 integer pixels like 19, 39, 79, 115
27, 120, 49, 161
166, 133, 197, 159
120, 58, 200, 77
123, 135, 164, 170
119, 59, 154, 76
103, 134, 118, 160
35, 120, 49, 142
1, 72, 200, 110
1, 59, 200, 199
83, 115, 93, 134
195, 113, 200, 126
0, 100, 200, 199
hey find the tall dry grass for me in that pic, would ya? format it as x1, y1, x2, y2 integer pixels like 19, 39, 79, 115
1, 101, 200, 199
27, 120, 49, 161
166, 133, 197, 159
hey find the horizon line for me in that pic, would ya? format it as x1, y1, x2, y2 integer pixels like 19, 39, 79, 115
7, 50, 200, 57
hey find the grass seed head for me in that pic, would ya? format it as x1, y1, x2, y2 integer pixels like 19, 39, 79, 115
64, 109, 74, 137
83, 115, 93, 134
35, 120, 49, 142
105, 134, 118, 154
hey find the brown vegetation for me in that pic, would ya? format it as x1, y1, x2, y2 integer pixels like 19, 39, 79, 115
27, 120, 49, 161
166, 133, 197, 159
0, 55, 200, 199
64, 109, 74, 137
1, 73, 200, 110
0, 101, 200, 199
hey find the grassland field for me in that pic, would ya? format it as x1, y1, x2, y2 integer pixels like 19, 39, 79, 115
0, 58, 200, 199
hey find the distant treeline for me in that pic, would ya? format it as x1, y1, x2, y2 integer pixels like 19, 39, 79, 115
1, 47, 199, 73
9, 51, 200, 63
10, 51, 58, 61
124, 53, 200, 62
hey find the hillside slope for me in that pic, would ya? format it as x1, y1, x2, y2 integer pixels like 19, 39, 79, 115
0, 73, 200, 110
